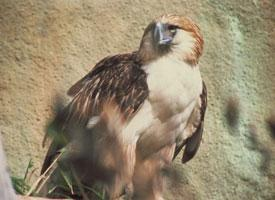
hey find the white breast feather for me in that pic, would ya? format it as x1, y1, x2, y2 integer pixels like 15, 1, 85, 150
121, 30, 202, 145
136, 56, 201, 143
172, 29, 197, 59
119, 56, 202, 148
145, 56, 202, 112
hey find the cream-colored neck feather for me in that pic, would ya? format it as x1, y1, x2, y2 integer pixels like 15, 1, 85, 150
170, 29, 197, 63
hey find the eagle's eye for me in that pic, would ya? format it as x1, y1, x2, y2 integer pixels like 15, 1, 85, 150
167, 25, 178, 34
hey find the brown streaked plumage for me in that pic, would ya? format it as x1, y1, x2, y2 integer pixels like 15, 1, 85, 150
67, 52, 148, 122
41, 14, 207, 200
41, 52, 148, 175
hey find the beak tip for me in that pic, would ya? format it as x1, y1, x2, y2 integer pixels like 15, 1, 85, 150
158, 37, 173, 45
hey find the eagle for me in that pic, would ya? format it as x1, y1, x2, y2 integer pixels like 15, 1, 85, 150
41, 14, 207, 200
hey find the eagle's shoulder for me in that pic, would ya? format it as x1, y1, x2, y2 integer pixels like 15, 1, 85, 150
65, 52, 148, 124
67, 52, 142, 97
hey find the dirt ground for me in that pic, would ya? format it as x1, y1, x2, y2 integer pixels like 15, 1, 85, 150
0, 0, 275, 199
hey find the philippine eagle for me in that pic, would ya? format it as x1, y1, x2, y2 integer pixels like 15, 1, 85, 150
41, 14, 207, 200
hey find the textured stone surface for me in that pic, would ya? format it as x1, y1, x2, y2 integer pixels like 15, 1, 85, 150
0, 0, 274, 199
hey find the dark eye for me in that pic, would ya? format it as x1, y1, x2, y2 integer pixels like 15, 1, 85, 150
167, 25, 178, 33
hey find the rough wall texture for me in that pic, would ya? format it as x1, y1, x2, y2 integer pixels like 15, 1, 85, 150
0, 0, 274, 199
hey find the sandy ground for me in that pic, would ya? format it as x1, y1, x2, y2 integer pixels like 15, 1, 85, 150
0, 0, 275, 199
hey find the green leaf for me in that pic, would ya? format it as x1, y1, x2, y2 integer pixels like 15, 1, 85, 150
11, 176, 30, 195
60, 169, 74, 195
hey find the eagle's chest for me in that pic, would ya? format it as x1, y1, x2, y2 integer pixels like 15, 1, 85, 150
144, 58, 202, 121
122, 59, 202, 144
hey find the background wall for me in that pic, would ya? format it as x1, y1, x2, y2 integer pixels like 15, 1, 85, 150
0, 0, 274, 199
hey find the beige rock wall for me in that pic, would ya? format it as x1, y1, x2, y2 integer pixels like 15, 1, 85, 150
0, 0, 274, 199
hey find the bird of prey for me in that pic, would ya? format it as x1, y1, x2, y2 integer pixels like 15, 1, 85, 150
41, 14, 207, 200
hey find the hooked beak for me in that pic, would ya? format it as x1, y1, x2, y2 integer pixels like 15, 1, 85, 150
154, 22, 173, 45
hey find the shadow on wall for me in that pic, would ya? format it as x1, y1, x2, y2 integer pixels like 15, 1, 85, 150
224, 96, 275, 177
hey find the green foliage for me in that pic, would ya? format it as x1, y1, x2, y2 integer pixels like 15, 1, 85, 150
11, 159, 33, 195
11, 156, 105, 199
11, 176, 30, 195
52, 167, 106, 200
82, 184, 106, 200
11, 152, 106, 199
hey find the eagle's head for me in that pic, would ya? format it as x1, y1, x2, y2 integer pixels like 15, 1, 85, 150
138, 14, 203, 65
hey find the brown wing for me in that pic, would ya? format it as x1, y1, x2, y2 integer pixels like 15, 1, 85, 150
65, 52, 148, 123
41, 52, 148, 174
173, 81, 207, 163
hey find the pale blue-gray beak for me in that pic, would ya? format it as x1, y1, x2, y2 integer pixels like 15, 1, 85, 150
154, 22, 173, 45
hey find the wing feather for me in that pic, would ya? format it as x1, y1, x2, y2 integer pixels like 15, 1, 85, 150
173, 81, 207, 163
66, 52, 148, 126
41, 52, 148, 174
